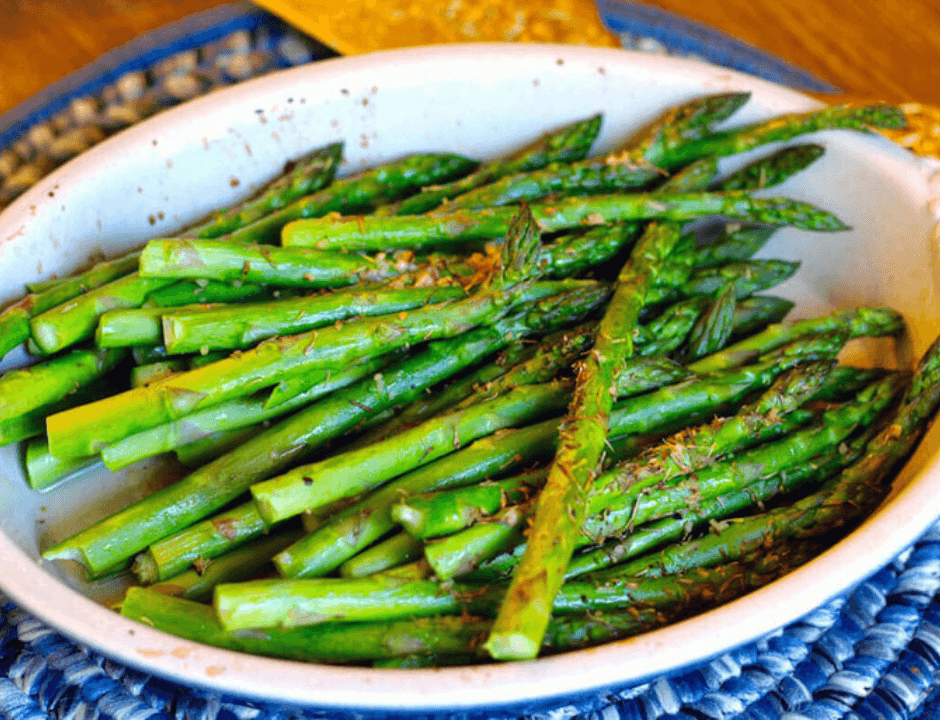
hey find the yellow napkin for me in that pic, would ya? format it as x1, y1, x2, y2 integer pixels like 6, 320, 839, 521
252, 0, 621, 54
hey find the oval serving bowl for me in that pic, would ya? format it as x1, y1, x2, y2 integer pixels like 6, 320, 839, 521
1, 44, 940, 718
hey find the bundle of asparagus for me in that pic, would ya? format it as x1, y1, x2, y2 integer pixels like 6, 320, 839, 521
2, 91, 938, 667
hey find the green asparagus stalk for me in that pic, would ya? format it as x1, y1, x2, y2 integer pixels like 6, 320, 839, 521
252, 381, 571, 525
28, 273, 176, 354
121, 585, 479, 662
349, 341, 539, 446
0, 250, 142, 360
338, 533, 426, 579
684, 284, 737, 360
396, 114, 603, 215
213, 546, 805, 630
184, 143, 343, 238
626, 92, 753, 167
715, 144, 825, 191
659, 103, 905, 172
161, 285, 466, 354
213, 152, 480, 245
139, 240, 448, 289
43, 285, 605, 575
688, 307, 906, 374
143, 279, 269, 307
485, 221, 687, 661
691, 226, 777, 269
538, 223, 642, 278
133, 500, 271, 583
96, 304, 220, 348
148, 529, 304, 603
644, 259, 801, 306
24, 437, 103, 491
725, 295, 795, 340
129, 360, 187, 387
0, 347, 126, 426
280, 191, 849, 252
393, 469, 546, 540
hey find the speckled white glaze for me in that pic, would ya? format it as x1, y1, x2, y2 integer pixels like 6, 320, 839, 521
1, 44, 939, 716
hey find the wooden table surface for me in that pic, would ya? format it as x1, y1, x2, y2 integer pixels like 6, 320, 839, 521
0, 0, 938, 119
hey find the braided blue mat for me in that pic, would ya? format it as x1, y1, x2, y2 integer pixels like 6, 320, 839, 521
2, 3, 939, 719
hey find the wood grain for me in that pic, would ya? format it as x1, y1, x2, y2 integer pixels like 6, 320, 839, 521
630, 0, 940, 106
0, 0, 938, 118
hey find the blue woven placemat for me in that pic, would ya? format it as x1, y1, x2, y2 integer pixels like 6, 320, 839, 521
2, 3, 938, 719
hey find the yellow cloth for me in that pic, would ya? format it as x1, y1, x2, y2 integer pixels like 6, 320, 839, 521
252, 0, 621, 54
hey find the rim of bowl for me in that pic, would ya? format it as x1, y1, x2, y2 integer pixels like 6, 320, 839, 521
1, 42, 939, 714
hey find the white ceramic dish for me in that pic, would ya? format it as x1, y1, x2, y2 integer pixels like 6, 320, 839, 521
1, 44, 940, 717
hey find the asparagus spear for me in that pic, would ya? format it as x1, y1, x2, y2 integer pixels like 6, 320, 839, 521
0, 251, 142, 360
184, 143, 343, 238
396, 114, 603, 215
148, 529, 304, 603
688, 307, 905, 374
393, 471, 545, 540
161, 285, 466, 355
129, 360, 187, 387
29, 273, 177, 354
133, 500, 271, 583
715, 144, 825, 191
538, 223, 642, 278
252, 381, 571, 525
96, 304, 220, 348
213, 545, 807, 630
139, 240, 456, 289
644, 259, 801, 306
280, 191, 849, 252
212, 153, 480, 245
658, 103, 906, 172
0, 347, 126, 427
684, 284, 737, 360
485, 220, 689, 660
24, 438, 103, 491
43, 285, 605, 575
349, 340, 539, 446
691, 226, 777, 269
338, 533, 426, 579
143, 279, 270, 307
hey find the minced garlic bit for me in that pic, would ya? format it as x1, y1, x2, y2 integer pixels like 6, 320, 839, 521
253, 0, 621, 55
881, 102, 940, 158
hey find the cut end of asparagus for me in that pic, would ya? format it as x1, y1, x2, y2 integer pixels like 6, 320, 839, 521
131, 551, 160, 585
483, 632, 540, 661
40, 542, 86, 565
